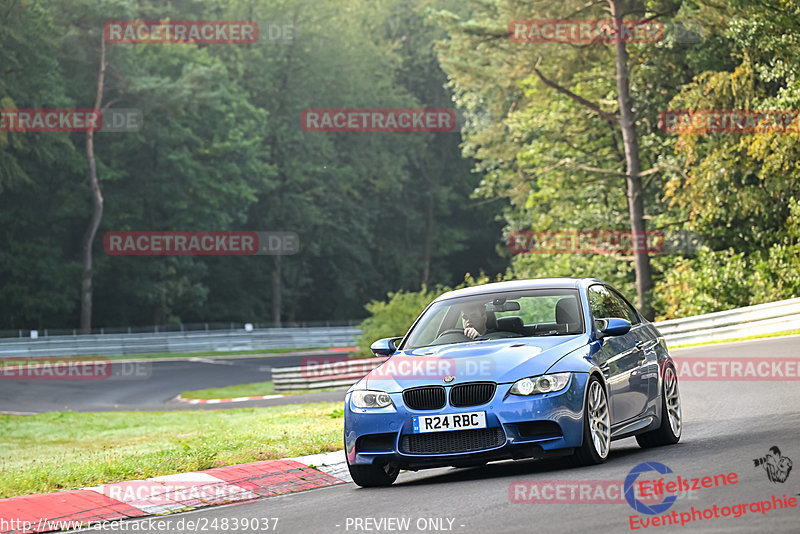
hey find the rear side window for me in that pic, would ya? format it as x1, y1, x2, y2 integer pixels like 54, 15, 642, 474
588, 285, 640, 325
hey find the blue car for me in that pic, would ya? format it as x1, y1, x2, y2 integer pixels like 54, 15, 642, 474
344, 278, 682, 487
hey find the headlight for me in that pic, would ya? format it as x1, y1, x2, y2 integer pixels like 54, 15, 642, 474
352, 390, 393, 409
509, 373, 571, 396
346, 381, 364, 394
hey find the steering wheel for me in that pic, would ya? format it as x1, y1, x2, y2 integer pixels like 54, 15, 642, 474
437, 328, 467, 338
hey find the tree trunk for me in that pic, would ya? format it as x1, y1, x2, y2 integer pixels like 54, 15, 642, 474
421, 193, 434, 286
272, 253, 282, 327
80, 38, 106, 332
610, 0, 654, 319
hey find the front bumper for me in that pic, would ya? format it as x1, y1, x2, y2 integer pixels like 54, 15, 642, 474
344, 373, 588, 470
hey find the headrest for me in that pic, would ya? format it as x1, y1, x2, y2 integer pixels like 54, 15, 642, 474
496, 316, 524, 334
555, 298, 580, 325
485, 310, 497, 330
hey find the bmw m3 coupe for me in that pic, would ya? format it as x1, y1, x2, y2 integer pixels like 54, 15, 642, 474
344, 278, 682, 487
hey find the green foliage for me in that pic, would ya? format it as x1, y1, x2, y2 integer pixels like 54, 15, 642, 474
435, 0, 800, 319
653, 0, 800, 316
4, 0, 800, 329
355, 286, 447, 356
654, 199, 800, 319
0, 0, 502, 329
434, 0, 695, 313
354, 271, 505, 356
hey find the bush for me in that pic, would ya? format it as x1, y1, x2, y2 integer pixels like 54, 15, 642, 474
653, 199, 800, 319
353, 273, 503, 357
354, 286, 446, 357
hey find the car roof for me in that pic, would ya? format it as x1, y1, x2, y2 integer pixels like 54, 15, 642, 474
433, 277, 604, 302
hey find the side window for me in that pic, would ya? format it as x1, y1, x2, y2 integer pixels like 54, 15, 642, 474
588, 285, 640, 325
609, 288, 641, 325
588, 285, 610, 320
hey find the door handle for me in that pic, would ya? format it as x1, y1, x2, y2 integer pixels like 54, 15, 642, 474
634, 341, 648, 364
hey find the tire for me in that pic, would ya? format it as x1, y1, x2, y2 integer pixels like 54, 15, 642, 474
347, 461, 399, 487
636, 365, 682, 448
573, 376, 611, 466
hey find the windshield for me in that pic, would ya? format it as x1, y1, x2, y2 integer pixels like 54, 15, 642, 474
403, 289, 584, 350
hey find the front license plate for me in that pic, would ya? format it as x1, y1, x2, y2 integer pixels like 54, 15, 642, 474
412, 412, 486, 433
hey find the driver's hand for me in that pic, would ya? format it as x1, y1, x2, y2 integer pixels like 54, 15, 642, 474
464, 327, 480, 339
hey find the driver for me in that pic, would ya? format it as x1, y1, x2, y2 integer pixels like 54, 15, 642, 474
462, 303, 489, 340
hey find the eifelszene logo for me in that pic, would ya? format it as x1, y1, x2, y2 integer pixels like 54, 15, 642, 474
625, 462, 678, 515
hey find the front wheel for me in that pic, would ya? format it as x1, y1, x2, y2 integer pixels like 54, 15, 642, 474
347, 461, 399, 487
636, 365, 682, 448
573, 376, 611, 466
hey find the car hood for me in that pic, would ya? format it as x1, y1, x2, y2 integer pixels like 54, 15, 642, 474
363, 335, 588, 393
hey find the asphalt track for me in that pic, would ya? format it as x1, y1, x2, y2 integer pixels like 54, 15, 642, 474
74, 336, 800, 533
0, 352, 346, 413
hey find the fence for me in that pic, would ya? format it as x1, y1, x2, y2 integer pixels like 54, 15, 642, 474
0, 320, 359, 339
0, 327, 361, 358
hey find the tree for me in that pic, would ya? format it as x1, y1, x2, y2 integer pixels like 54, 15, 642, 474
435, 0, 711, 317
80, 37, 107, 332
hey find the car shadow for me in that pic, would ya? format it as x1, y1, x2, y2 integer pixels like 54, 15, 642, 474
393, 443, 651, 487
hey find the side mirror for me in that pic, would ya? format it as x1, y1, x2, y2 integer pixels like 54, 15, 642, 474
596, 318, 631, 338
370, 337, 402, 357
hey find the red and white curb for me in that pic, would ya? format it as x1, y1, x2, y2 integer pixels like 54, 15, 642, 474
173, 394, 285, 404
0, 452, 349, 534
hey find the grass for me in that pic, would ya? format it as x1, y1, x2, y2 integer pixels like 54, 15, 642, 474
0, 347, 337, 367
669, 328, 800, 349
180, 381, 281, 399
0, 403, 344, 499
179, 381, 335, 400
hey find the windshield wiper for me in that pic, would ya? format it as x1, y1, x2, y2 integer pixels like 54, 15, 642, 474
530, 331, 581, 336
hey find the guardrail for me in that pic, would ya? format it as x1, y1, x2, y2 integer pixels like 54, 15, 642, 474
271, 297, 800, 392
653, 297, 800, 347
0, 320, 360, 339
0, 327, 361, 358
272, 357, 387, 391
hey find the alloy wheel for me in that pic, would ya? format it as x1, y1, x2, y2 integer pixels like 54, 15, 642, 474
664, 367, 682, 437
588, 381, 610, 458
